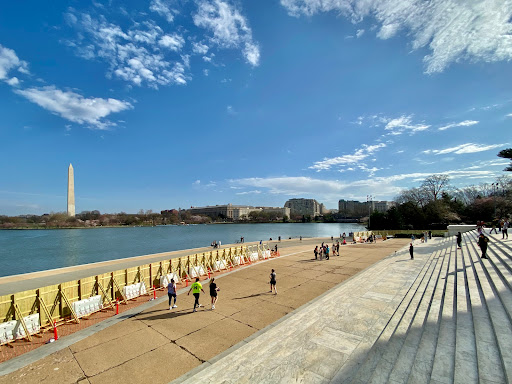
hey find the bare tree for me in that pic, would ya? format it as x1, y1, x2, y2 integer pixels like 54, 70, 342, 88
421, 175, 450, 202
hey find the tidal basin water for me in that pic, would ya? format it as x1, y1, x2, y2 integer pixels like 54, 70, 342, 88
0, 223, 365, 278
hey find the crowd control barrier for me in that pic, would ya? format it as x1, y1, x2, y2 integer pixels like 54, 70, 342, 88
0, 243, 272, 347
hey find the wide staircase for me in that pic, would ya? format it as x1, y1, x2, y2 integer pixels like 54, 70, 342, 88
338, 232, 512, 384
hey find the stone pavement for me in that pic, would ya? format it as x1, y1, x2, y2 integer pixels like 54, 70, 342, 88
174, 232, 512, 384
0, 238, 408, 383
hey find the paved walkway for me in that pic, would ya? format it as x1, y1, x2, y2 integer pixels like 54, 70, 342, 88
0, 238, 408, 383
175, 232, 512, 384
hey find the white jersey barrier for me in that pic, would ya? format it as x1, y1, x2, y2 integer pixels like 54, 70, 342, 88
123, 282, 147, 300
261, 250, 271, 259
160, 273, 180, 288
189, 266, 206, 278
0, 314, 40, 344
213, 260, 227, 271
250, 252, 259, 262
72, 295, 103, 318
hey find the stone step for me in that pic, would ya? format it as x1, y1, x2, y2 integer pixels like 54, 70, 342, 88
467, 234, 512, 323
387, 241, 449, 383
488, 245, 512, 287
366, 246, 444, 383
461, 236, 506, 384
407, 241, 453, 384
453, 242, 478, 384
430, 236, 458, 384
331, 242, 440, 383
463, 232, 512, 383
347, 240, 447, 384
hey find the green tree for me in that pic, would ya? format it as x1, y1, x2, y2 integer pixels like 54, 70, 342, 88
498, 148, 512, 171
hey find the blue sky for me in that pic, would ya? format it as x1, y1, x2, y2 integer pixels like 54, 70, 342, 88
1, 0, 511, 215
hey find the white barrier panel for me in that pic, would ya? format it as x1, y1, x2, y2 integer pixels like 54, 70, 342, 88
213, 260, 227, 271
0, 320, 17, 344
13, 314, 41, 339
262, 250, 271, 259
232, 256, 244, 266
0, 314, 41, 343
160, 273, 179, 288
123, 282, 147, 300
72, 295, 103, 318
250, 252, 259, 262
189, 266, 205, 278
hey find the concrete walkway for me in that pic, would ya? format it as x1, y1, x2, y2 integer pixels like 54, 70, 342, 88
174, 232, 512, 384
0, 238, 408, 383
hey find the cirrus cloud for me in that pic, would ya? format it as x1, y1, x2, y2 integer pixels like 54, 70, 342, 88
280, 0, 512, 74
193, 0, 260, 66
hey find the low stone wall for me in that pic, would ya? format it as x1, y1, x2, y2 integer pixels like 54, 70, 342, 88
447, 224, 476, 236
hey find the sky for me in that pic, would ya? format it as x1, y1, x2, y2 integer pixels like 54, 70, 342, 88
1, 0, 511, 216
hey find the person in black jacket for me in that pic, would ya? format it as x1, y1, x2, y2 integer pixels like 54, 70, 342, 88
456, 232, 462, 249
477, 233, 489, 259
409, 243, 414, 260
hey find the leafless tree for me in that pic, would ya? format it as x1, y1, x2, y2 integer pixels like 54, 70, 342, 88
421, 175, 450, 201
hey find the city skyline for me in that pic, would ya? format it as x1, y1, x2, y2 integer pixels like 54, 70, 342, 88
1, 0, 511, 216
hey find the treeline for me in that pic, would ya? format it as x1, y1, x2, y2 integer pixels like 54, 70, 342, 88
0, 210, 213, 229
370, 174, 512, 230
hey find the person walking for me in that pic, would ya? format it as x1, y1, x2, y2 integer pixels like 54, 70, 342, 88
209, 278, 220, 310
503, 219, 509, 239
456, 232, 462, 249
269, 269, 277, 294
314, 246, 318, 260
168, 278, 177, 310
187, 277, 205, 312
409, 243, 414, 260
477, 233, 489, 259
325, 245, 330, 260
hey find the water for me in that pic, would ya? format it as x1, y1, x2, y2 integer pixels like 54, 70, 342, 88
0, 223, 365, 277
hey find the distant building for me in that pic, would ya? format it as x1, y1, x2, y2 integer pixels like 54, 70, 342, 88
284, 198, 321, 217
373, 200, 395, 213
187, 204, 290, 221
338, 199, 394, 218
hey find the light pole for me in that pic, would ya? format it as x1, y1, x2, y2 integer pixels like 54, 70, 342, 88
491, 183, 497, 220
367, 195, 373, 229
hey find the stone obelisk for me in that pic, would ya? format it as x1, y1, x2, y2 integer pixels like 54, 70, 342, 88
67, 164, 75, 217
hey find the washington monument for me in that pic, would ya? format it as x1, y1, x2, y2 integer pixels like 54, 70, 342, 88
67, 164, 75, 217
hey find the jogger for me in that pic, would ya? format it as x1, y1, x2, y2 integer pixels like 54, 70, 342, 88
187, 277, 205, 312
167, 278, 177, 309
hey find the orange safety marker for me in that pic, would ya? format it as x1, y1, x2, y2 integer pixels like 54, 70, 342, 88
115, 299, 119, 315
53, 321, 58, 341
185, 278, 189, 287
153, 286, 157, 300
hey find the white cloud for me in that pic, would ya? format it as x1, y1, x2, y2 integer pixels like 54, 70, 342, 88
230, 176, 402, 201
6, 77, 20, 86
506, 113, 512, 118
280, 0, 512, 73
149, 0, 176, 23
193, 0, 260, 66
423, 142, 505, 155
14, 86, 132, 129
159, 34, 185, 51
236, 190, 261, 195
192, 42, 209, 54
0, 44, 29, 81
384, 115, 429, 135
356, 29, 365, 38
310, 143, 386, 171
226, 105, 236, 115
438, 120, 479, 131
65, 11, 190, 87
